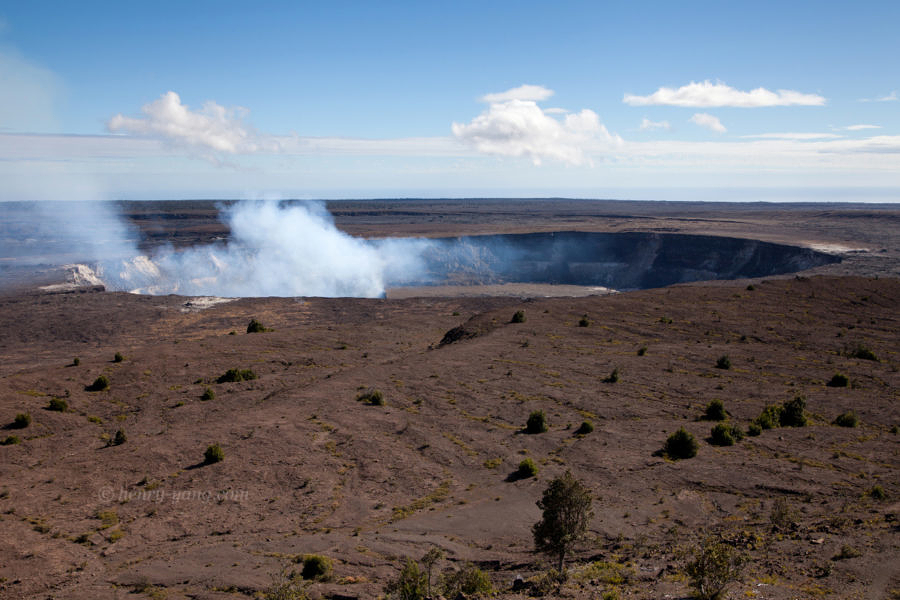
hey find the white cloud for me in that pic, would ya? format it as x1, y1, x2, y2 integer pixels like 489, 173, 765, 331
741, 132, 841, 140
481, 84, 554, 103
107, 91, 281, 158
453, 86, 621, 166
860, 91, 897, 102
842, 124, 881, 131
639, 117, 671, 131
689, 113, 726, 133
624, 80, 826, 107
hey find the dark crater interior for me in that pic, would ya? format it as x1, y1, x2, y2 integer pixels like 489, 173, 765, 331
420, 231, 841, 290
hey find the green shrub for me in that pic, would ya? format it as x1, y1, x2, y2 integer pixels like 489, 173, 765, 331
755, 405, 782, 430
300, 554, 333, 581
603, 368, 620, 383
578, 315, 591, 327
48, 397, 68, 412
247, 319, 269, 333
664, 427, 698, 459
833, 411, 859, 428
72, 357, 80, 366
847, 344, 878, 361
576, 421, 594, 435
440, 562, 493, 597
832, 545, 861, 560
113, 429, 127, 446
637, 346, 647, 356
204, 443, 224, 464
715, 355, 731, 370
747, 422, 762, 437
357, 388, 385, 406
263, 568, 310, 600
709, 423, 743, 446
746, 284, 755, 291
86, 375, 110, 392
827, 373, 849, 387
201, 387, 215, 401
113, 352, 124, 363
13, 413, 31, 429
526, 410, 548, 434
780, 396, 807, 427
867, 485, 887, 501
1, 435, 20, 446
510, 310, 526, 323
385, 558, 426, 600
703, 399, 727, 421
217, 368, 257, 383
517, 458, 538, 478
684, 537, 746, 600
769, 497, 795, 531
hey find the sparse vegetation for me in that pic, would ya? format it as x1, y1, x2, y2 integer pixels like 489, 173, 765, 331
684, 537, 746, 600
72, 357, 80, 366
112, 429, 127, 446
517, 458, 538, 478
357, 388, 385, 406
703, 399, 727, 421
769, 497, 796, 531
217, 368, 257, 383
637, 345, 647, 356
832, 545, 861, 560
204, 443, 224, 464
746, 422, 762, 436
299, 554, 333, 581
847, 343, 878, 361
833, 411, 859, 428
511, 310, 526, 323
709, 422, 743, 446
867, 485, 887, 501
755, 404, 782, 430
86, 375, 110, 392
526, 410, 548, 433
247, 319, 270, 333
780, 395, 807, 427
201, 387, 215, 401
603, 367, 620, 383
578, 314, 591, 327
13, 413, 31, 428
715, 354, 732, 370
264, 568, 310, 600
48, 397, 68, 411
440, 562, 493, 597
532, 470, 593, 575
386, 558, 427, 600
576, 420, 594, 435
664, 427, 698, 459
827, 373, 850, 387
113, 352, 124, 363
1, 435, 20, 445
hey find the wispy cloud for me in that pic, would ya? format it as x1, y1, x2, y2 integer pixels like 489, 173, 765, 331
452, 84, 621, 166
860, 91, 897, 102
741, 132, 841, 140
841, 124, 882, 131
624, 80, 826, 108
107, 91, 282, 159
689, 113, 726, 133
639, 117, 671, 131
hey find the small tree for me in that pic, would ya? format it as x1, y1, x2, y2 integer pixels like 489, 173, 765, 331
703, 399, 727, 421
421, 547, 443, 598
385, 558, 426, 600
532, 470, 593, 576
526, 410, 548, 433
684, 537, 745, 600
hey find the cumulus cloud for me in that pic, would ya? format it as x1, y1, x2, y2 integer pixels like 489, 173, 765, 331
107, 91, 281, 158
452, 85, 621, 166
624, 80, 826, 107
639, 117, 671, 131
689, 113, 726, 133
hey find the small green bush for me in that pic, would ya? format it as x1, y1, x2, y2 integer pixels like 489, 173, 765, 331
526, 410, 548, 434
576, 421, 594, 435
578, 315, 591, 327
113, 352, 124, 363
755, 405, 782, 430
746, 284, 755, 291
603, 367, 620, 383
685, 537, 746, 600
300, 554, 333, 581
833, 411, 859, 428
113, 429, 127, 446
72, 357, 81, 366
747, 422, 762, 437
217, 368, 257, 383
715, 355, 731, 370
780, 395, 807, 427
357, 388, 385, 406
703, 399, 727, 421
204, 443, 224, 464
201, 387, 215, 401
13, 413, 31, 429
48, 397, 68, 412
511, 310, 526, 323
847, 344, 878, 361
867, 485, 887, 501
709, 423, 743, 446
517, 458, 538, 478
827, 373, 849, 387
385, 558, 426, 600
86, 375, 110, 392
664, 427, 698, 459
440, 562, 493, 597
247, 319, 269, 333
637, 346, 647, 356
1, 435, 21, 446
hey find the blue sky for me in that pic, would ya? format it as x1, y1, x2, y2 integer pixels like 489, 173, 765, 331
1, 1, 898, 201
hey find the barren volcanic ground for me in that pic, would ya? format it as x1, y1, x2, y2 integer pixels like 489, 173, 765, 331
0, 200, 899, 600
